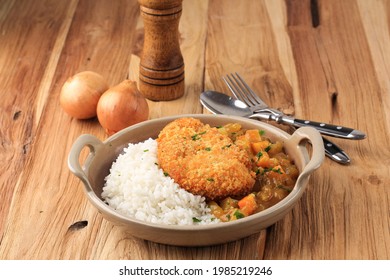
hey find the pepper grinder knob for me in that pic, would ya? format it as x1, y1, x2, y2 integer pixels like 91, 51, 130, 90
138, 0, 185, 101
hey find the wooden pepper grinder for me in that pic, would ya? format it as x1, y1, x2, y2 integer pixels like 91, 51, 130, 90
138, 0, 185, 101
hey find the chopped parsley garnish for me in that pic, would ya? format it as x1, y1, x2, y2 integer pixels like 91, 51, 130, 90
262, 167, 283, 174
143, 149, 149, 152
163, 172, 169, 177
265, 145, 271, 152
233, 210, 245, 219
273, 168, 283, 174
259, 130, 265, 136
256, 151, 263, 158
222, 144, 232, 149
277, 185, 292, 192
262, 168, 271, 174
192, 217, 202, 223
206, 178, 215, 182
191, 131, 206, 141
205, 147, 211, 151
191, 134, 200, 140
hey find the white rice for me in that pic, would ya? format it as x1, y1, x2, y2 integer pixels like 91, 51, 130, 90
101, 138, 219, 225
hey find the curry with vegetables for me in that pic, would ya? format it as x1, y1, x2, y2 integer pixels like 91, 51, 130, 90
208, 123, 299, 222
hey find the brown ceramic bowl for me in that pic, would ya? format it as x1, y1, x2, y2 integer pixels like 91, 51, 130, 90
68, 114, 324, 246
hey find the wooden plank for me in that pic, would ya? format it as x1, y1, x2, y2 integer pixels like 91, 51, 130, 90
357, 0, 390, 130
0, 0, 76, 239
205, 0, 296, 116
262, 0, 390, 259
0, 0, 140, 259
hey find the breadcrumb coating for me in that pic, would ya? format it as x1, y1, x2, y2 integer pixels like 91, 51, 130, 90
157, 118, 255, 200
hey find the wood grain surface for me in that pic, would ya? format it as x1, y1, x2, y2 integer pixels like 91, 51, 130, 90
0, 0, 389, 260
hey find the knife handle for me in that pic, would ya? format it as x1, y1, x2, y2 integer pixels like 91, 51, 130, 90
284, 117, 366, 140
322, 137, 350, 164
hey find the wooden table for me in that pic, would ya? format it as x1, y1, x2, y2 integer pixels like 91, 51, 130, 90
1, 0, 389, 260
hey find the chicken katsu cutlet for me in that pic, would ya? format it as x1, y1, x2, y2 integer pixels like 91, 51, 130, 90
157, 118, 256, 201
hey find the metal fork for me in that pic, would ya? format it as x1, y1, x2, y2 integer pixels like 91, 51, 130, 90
223, 73, 271, 112
222, 72, 366, 140
222, 72, 351, 164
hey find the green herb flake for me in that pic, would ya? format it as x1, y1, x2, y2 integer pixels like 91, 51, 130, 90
262, 167, 282, 175
256, 151, 263, 158
265, 145, 271, 152
222, 144, 232, 149
273, 168, 283, 174
143, 149, 149, 152
261, 167, 272, 175
233, 210, 245, 219
163, 172, 169, 177
192, 131, 207, 141
206, 178, 215, 182
259, 130, 265, 136
277, 185, 292, 192
192, 217, 202, 223
205, 147, 211, 151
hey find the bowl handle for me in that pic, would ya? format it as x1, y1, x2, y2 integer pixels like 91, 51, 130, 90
289, 127, 325, 185
68, 134, 103, 190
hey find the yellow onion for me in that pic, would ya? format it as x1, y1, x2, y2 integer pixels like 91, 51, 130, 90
97, 80, 149, 136
60, 71, 109, 119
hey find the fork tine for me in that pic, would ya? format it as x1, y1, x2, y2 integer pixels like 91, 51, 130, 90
223, 74, 254, 106
223, 73, 265, 107
234, 73, 264, 105
221, 76, 237, 98
229, 73, 258, 106
223, 75, 251, 106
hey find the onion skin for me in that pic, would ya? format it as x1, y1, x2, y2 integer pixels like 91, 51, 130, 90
60, 71, 109, 119
97, 80, 149, 136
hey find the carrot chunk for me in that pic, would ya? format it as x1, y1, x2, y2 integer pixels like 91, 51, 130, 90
256, 152, 279, 168
251, 140, 271, 154
238, 193, 257, 216
245, 129, 263, 142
